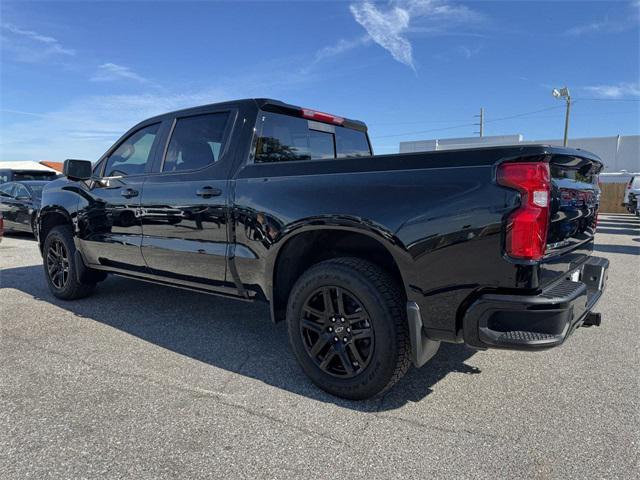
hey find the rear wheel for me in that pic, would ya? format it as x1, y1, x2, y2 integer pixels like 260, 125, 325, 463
286, 257, 411, 400
43, 226, 95, 300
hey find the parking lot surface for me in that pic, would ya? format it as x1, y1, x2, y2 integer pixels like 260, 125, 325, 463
1, 214, 639, 479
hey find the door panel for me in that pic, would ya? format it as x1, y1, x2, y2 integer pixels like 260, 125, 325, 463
0, 184, 18, 229
140, 110, 235, 287
77, 121, 163, 271
140, 177, 228, 285
78, 176, 147, 271
13, 185, 33, 231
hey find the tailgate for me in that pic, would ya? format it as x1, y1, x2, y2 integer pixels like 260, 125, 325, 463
540, 152, 603, 287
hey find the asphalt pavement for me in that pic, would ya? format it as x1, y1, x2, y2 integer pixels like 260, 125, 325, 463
1, 214, 638, 479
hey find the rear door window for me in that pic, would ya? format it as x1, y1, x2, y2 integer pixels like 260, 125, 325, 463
254, 112, 370, 163
162, 112, 231, 172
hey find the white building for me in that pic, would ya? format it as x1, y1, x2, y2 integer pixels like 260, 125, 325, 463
399, 134, 640, 183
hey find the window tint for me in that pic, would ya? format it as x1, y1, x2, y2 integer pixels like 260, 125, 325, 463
0, 183, 14, 197
0, 170, 9, 183
336, 127, 371, 158
163, 112, 230, 172
254, 111, 370, 163
104, 123, 160, 177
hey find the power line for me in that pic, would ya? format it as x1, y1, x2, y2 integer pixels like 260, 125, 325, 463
370, 122, 478, 139
484, 104, 568, 124
369, 99, 637, 140
370, 104, 567, 139
574, 97, 640, 102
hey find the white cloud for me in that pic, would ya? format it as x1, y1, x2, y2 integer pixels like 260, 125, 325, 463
91, 63, 148, 83
456, 45, 481, 59
314, 36, 371, 64
348, 0, 483, 70
1, 23, 76, 58
350, 2, 415, 69
582, 82, 640, 98
565, 1, 639, 36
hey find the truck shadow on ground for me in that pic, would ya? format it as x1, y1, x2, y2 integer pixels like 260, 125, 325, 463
0, 264, 480, 411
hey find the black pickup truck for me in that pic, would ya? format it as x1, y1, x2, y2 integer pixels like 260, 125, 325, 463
38, 98, 608, 399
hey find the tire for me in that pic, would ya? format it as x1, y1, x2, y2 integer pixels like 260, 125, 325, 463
31, 215, 38, 238
43, 225, 95, 300
286, 257, 411, 400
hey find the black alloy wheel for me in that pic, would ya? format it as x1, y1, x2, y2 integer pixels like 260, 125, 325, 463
46, 239, 70, 289
300, 286, 375, 378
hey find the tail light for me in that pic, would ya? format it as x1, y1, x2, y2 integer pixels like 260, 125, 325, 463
497, 162, 551, 261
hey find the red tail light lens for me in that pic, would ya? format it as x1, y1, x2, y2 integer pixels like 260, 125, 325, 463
497, 162, 551, 261
300, 108, 345, 125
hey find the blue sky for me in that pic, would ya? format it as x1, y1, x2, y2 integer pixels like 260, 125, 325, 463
1, 0, 638, 161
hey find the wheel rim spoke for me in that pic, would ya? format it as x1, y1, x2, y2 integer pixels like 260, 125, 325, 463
351, 329, 373, 341
303, 306, 325, 320
319, 347, 337, 370
310, 334, 330, 357
335, 288, 345, 316
347, 343, 365, 366
346, 311, 367, 324
47, 240, 68, 289
337, 348, 355, 375
301, 318, 324, 334
322, 287, 335, 316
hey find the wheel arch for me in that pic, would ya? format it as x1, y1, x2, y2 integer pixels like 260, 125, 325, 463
268, 225, 408, 323
38, 208, 73, 251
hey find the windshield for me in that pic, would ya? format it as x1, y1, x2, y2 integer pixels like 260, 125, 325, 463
28, 185, 45, 198
13, 171, 57, 181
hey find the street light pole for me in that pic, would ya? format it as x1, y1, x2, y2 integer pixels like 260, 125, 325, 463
552, 87, 571, 147
562, 94, 571, 147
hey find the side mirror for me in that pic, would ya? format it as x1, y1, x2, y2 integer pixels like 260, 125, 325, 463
63, 159, 92, 181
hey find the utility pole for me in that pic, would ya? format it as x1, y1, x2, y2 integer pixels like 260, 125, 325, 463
474, 107, 484, 138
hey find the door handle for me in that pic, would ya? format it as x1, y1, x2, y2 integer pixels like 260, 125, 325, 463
121, 188, 139, 198
196, 186, 222, 198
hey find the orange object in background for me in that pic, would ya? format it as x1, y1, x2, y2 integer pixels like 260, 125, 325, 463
39, 161, 64, 173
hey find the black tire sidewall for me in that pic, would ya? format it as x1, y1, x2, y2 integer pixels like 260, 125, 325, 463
287, 261, 403, 399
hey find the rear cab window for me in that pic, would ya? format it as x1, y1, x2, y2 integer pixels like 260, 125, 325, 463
254, 111, 371, 163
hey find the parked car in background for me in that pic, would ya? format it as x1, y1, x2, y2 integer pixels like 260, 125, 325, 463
0, 181, 49, 236
38, 98, 608, 399
0, 161, 60, 184
623, 175, 640, 215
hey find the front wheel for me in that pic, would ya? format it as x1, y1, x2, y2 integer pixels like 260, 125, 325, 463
43, 225, 96, 300
286, 257, 411, 400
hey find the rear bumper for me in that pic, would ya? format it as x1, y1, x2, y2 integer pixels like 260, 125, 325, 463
462, 256, 609, 350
